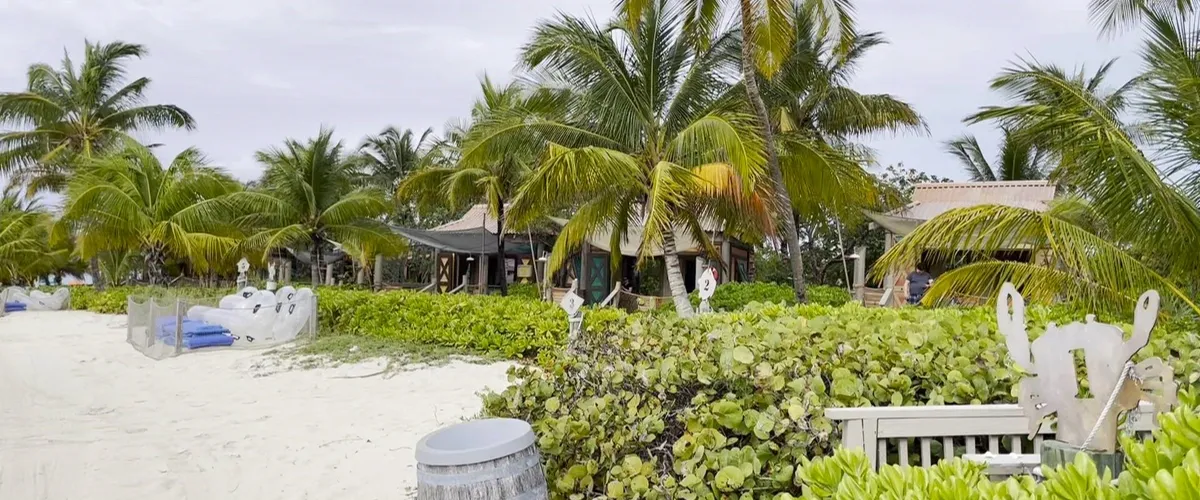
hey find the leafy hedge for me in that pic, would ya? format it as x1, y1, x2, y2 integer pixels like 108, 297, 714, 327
316, 288, 625, 358
692, 283, 852, 311
482, 302, 1200, 498
67, 286, 618, 358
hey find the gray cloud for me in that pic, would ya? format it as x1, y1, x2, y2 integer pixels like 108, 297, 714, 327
0, 0, 1145, 181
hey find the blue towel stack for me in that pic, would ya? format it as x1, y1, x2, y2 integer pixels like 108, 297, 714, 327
155, 317, 235, 349
5, 301, 26, 313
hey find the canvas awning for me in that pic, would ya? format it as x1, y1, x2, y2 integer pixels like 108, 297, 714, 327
389, 226, 533, 255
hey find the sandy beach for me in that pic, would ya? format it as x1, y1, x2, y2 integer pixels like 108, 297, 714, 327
0, 311, 514, 500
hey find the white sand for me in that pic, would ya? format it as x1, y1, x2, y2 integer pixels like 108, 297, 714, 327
0, 311, 515, 500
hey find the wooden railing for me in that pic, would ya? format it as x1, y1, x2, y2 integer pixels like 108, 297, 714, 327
826, 403, 1158, 472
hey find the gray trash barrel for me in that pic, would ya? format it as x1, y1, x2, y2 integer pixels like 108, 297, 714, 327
415, 418, 547, 500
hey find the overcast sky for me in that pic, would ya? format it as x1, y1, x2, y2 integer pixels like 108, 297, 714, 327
0, 0, 1144, 183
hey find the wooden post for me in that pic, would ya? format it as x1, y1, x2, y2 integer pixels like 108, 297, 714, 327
478, 254, 489, 294
853, 245, 867, 303
720, 239, 732, 284
579, 242, 591, 303
374, 254, 385, 289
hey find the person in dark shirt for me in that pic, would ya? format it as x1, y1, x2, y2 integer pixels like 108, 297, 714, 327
907, 266, 932, 305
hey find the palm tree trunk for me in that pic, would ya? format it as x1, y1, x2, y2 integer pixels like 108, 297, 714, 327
662, 230, 695, 318
497, 201, 509, 296
145, 246, 165, 286
739, 0, 807, 303
90, 256, 104, 291
310, 238, 321, 288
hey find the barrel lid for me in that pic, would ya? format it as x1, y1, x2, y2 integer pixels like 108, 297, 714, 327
415, 418, 536, 466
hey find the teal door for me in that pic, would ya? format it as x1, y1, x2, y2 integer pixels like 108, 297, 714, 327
588, 254, 610, 303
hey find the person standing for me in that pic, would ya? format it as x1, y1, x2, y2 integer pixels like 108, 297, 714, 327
907, 266, 933, 305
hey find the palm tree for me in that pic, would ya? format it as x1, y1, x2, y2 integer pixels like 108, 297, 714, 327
0, 41, 195, 193
873, 6, 1200, 314
945, 129, 1048, 182
0, 189, 63, 284
620, 0, 856, 304
400, 77, 545, 296
464, 3, 770, 317
58, 140, 241, 285
761, 6, 923, 267
232, 129, 403, 287
356, 126, 434, 227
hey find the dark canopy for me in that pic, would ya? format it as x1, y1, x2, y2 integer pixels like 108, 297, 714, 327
390, 226, 533, 255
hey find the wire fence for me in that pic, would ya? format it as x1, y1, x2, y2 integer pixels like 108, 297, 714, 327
126, 286, 318, 360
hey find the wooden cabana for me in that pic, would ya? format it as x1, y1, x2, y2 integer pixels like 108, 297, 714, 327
856, 180, 1057, 306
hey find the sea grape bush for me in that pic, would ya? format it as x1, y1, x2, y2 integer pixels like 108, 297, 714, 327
482, 303, 1200, 499
690, 282, 853, 311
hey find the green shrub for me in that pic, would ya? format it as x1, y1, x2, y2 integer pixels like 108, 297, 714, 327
508, 283, 541, 300
690, 282, 852, 311
317, 288, 626, 358
807, 285, 852, 307
482, 302, 1200, 499
66, 285, 624, 358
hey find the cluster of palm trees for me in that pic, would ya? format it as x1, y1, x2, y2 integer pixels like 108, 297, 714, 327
398, 0, 923, 316
1, 0, 929, 317
877, 0, 1200, 315
0, 41, 413, 287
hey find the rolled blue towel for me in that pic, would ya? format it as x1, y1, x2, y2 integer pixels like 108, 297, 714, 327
156, 318, 229, 338
159, 331, 235, 349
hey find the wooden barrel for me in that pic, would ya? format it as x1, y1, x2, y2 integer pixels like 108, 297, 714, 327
415, 418, 548, 500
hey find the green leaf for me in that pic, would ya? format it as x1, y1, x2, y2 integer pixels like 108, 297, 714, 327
715, 465, 746, 492
732, 345, 755, 364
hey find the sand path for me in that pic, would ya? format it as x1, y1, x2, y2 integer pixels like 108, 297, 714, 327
0, 311, 513, 499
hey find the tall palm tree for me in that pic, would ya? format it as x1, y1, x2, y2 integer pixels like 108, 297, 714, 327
400, 77, 546, 296
58, 141, 241, 285
620, 0, 856, 304
874, 6, 1200, 314
762, 5, 924, 253
0, 41, 195, 193
232, 129, 403, 287
357, 126, 433, 193
945, 129, 1048, 182
464, 3, 770, 317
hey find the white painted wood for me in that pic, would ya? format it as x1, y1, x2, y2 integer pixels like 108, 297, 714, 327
962, 453, 1040, 478
920, 438, 932, 466
828, 402, 1159, 471
842, 419, 864, 450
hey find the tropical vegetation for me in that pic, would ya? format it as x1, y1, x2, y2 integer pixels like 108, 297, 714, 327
0, 41, 194, 194
230, 129, 404, 286
483, 301, 1200, 497
945, 128, 1048, 182
874, 0, 1200, 316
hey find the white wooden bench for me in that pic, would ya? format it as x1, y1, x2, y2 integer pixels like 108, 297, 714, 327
826, 403, 1158, 475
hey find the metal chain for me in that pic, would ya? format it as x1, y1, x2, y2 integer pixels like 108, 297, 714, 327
1081, 361, 1136, 451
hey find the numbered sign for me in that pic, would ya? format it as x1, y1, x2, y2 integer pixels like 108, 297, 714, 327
559, 290, 585, 316
698, 268, 718, 300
